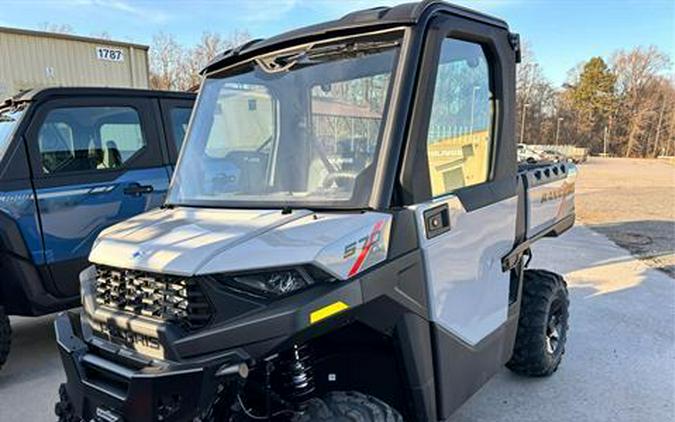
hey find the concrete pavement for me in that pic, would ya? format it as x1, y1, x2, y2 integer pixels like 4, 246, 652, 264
1, 225, 673, 421
449, 226, 675, 422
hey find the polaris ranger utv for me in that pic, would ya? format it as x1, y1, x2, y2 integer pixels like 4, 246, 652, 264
55, 2, 577, 421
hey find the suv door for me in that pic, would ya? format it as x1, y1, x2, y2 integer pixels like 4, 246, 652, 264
26, 97, 171, 298
401, 16, 519, 418
159, 98, 194, 164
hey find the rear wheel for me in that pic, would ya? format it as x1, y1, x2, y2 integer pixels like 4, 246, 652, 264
0, 306, 10, 370
294, 391, 403, 422
507, 269, 569, 377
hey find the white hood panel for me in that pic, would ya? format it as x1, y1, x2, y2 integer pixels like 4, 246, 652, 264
90, 207, 392, 279
89, 207, 312, 276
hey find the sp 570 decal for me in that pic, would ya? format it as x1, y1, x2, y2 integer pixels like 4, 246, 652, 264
345, 220, 385, 277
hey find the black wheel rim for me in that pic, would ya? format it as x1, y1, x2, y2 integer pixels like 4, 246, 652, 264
546, 299, 564, 355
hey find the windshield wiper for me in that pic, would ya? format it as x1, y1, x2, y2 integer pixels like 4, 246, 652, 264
255, 40, 400, 73
302, 40, 400, 63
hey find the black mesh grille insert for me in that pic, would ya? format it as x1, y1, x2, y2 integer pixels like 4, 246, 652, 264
95, 266, 212, 330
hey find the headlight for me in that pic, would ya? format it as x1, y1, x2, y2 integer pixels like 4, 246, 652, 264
217, 267, 330, 298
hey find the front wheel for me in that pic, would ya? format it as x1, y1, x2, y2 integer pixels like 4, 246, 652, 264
507, 269, 569, 377
294, 391, 403, 422
0, 306, 10, 370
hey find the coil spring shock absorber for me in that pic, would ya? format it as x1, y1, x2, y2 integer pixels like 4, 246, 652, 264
280, 344, 315, 402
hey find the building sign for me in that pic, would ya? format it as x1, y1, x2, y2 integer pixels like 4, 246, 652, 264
96, 46, 124, 62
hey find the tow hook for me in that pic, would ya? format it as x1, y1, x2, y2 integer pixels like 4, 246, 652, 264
216, 362, 249, 378
94, 407, 123, 422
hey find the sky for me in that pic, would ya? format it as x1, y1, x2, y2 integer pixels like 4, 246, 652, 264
1, 0, 673, 86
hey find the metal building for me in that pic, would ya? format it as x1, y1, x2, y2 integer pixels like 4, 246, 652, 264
0, 26, 149, 98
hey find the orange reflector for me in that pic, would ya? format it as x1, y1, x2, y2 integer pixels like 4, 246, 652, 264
310, 301, 349, 324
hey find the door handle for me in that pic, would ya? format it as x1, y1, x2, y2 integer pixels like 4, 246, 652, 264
424, 204, 451, 239
123, 183, 154, 197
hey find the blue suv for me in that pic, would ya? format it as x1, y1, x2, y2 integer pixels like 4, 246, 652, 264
0, 87, 194, 368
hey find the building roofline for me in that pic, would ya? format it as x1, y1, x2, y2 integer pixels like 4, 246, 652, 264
0, 26, 149, 50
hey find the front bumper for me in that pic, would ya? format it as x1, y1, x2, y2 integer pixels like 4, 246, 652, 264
55, 312, 247, 422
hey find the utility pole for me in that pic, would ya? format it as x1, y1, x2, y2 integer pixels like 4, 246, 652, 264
603, 126, 608, 156
520, 103, 530, 144
555, 117, 564, 145
469, 85, 480, 135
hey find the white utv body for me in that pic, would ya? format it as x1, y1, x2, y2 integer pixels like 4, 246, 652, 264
55, 2, 577, 421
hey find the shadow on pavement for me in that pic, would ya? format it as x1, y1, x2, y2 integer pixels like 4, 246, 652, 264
586, 219, 675, 277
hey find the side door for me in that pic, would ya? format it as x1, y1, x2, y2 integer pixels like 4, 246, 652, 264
26, 97, 170, 298
401, 16, 519, 418
159, 98, 194, 165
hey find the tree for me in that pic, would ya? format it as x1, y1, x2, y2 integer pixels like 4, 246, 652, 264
611, 46, 672, 157
515, 41, 558, 145
517, 44, 674, 158
149, 30, 251, 91
561, 57, 616, 152
181, 30, 251, 90
149, 32, 185, 91
570, 58, 616, 116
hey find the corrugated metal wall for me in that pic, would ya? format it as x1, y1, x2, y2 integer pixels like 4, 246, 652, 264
0, 27, 149, 98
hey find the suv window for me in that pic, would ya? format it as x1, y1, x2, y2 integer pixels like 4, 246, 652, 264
38, 106, 146, 174
425, 38, 493, 197
169, 107, 192, 150
0, 108, 23, 162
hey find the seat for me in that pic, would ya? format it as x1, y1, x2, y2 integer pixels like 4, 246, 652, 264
103, 140, 123, 169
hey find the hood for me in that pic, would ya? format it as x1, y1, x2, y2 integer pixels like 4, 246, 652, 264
90, 207, 392, 279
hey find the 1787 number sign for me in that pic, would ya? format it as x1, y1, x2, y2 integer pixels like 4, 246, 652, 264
96, 46, 124, 62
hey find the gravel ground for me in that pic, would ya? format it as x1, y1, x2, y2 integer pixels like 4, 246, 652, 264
574, 157, 675, 277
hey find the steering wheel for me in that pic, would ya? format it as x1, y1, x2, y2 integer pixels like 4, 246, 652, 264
321, 172, 358, 189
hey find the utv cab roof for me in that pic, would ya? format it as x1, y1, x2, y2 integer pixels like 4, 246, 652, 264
202, 0, 509, 74
1, 87, 195, 109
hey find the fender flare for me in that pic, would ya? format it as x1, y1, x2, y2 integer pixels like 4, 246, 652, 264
0, 209, 77, 315
0, 209, 31, 261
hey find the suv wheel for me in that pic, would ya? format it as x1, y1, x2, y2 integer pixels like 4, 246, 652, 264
294, 391, 403, 422
507, 269, 569, 377
0, 306, 10, 370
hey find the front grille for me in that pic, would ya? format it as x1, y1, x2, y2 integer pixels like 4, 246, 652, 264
95, 266, 212, 330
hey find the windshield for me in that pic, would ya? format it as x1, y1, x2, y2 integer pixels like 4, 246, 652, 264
0, 108, 23, 162
167, 31, 402, 209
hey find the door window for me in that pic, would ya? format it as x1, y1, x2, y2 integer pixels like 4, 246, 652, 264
37, 106, 146, 174
169, 107, 192, 150
425, 38, 493, 197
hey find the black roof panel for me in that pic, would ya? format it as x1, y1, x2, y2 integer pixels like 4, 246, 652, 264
202, 0, 508, 74
2, 87, 195, 108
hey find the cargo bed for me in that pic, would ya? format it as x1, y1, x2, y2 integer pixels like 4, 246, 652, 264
503, 162, 578, 270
